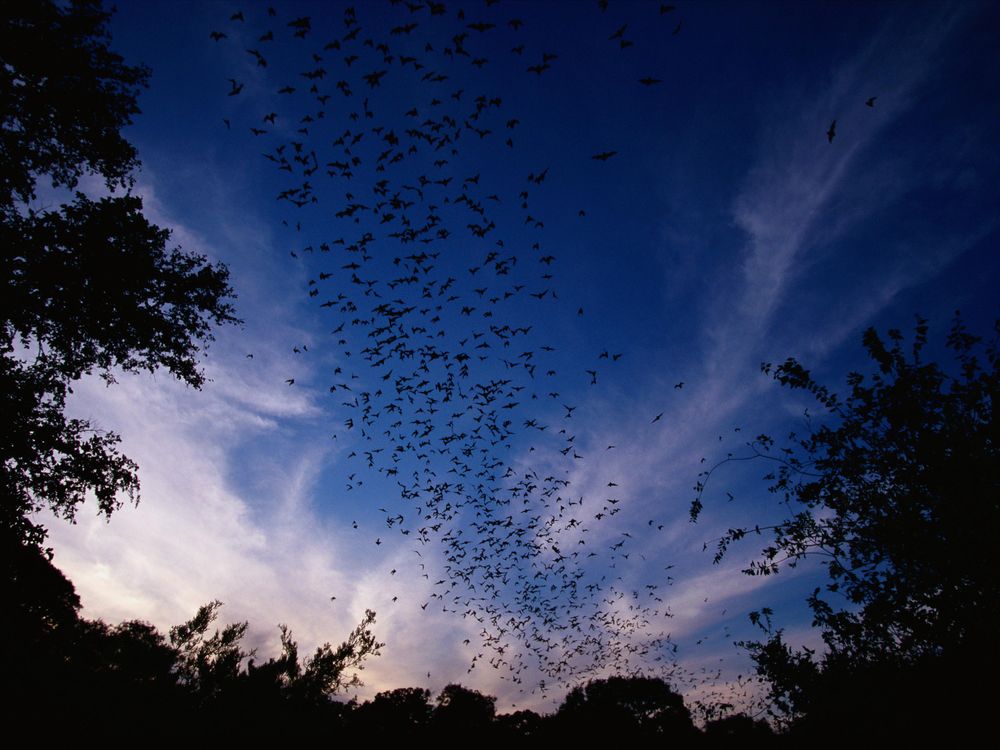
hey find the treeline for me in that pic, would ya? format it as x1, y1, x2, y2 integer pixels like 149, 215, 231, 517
12, 535, 991, 743
8, 535, 775, 741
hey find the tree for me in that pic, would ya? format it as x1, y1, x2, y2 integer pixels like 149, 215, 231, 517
432, 683, 497, 732
1, 0, 239, 548
695, 315, 1000, 733
169, 602, 383, 713
168, 600, 252, 704
494, 709, 544, 739
702, 713, 774, 741
5, 565, 384, 732
291, 606, 385, 698
354, 687, 434, 734
555, 676, 695, 738
164, 601, 384, 733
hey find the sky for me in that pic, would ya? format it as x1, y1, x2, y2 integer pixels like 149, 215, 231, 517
39, 0, 1000, 717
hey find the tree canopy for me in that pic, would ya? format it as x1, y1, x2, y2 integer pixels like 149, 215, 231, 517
169, 601, 383, 716
556, 676, 695, 738
5, 547, 385, 736
0, 0, 149, 206
1, 0, 239, 547
696, 315, 1000, 733
433, 683, 498, 731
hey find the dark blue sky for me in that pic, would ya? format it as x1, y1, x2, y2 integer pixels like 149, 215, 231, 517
44, 0, 1000, 714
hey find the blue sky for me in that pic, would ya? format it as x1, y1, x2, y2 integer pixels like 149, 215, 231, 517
40, 0, 1000, 716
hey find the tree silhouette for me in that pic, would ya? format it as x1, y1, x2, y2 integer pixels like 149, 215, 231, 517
169, 600, 252, 706
696, 315, 1000, 735
702, 713, 775, 742
74, 617, 185, 729
354, 687, 433, 735
1, 0, 239, 549
555, 676, 696, 738
4, 556, 385, 734
170, 601, 383, 715
494, 709, 544, 738
4, 537, 85, 720
432, 683, 497, 733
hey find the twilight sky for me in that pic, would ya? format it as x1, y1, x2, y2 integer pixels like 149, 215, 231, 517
40, 0, 1000, 716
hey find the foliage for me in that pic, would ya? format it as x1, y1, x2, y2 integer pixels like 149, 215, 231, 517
6, 540, 386, 731
1, 355, 141, 546
703, 713, 775, 741
494, 709, 544, 738
77, 617, 182, 695
295, 607, 384, 697
694, 315, 1000, 726
169, 600, 251, 701
0, 0, 147, 206
556, 676, 695, 737
1, 0, 239, 547
169, 600, 383, 710
433, 683, 497, 730
354, 687, 434, 732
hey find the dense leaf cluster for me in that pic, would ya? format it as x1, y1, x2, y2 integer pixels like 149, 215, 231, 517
0, 0, 146, 205
1, 1, 238, 546
696, 316, 1000, 736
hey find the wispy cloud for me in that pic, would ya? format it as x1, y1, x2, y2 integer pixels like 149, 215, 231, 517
724, 5, 969, 355
39, 158, 515, 707
498, 3, 990, 702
